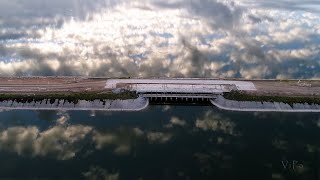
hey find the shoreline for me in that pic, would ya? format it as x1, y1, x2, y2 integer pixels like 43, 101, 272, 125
211, 96, 320, 113
0, 77, 319, 112
0, 96, 149, 111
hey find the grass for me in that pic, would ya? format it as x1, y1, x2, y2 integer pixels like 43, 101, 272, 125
0, 91, 138, 104
223, 90, 320, 105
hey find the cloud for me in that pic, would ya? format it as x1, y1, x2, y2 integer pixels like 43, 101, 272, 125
147, 132, 173, 143
0, 126, 38, 156
170, 117, 186, 126
93, 132, 117, 150
0, 0, 116, 28
0, 108, 178, 159
153, 0, 243, 30
195, 111, 237, 135
239, 0, 320, 13
0, 124, 93, 160
92, 128, 144, 155
82, 166, 119, 180
0, 0, 319, 79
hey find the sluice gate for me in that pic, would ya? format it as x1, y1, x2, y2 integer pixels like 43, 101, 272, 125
141, 93, 218, 105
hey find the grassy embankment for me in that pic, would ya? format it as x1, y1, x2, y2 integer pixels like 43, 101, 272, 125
224, 91, 320, 106
0, 91, 138, 104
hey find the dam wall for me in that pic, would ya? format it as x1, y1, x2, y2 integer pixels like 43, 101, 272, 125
0, 96, 149, 111
211, 96, 320, 112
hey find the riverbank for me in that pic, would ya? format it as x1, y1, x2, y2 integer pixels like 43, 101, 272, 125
0, 96, 149, 111
223, 90, 320, 106
211, 95, 320, 112
0, 91, 138, 104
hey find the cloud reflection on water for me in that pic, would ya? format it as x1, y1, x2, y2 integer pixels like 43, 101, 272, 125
0, 124, 92, 160
0, 107, 319, 179
0, 111, 175, 159
82, 166, 119, 180
196, 110, 237, 135
0, 0, 319, 78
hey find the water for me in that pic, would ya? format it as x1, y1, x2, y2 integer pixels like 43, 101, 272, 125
1, 1, 320, 179
0, 0, 320, 79
0, 106, 319, 179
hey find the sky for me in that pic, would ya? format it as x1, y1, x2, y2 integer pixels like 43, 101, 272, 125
0, 0, 319, 79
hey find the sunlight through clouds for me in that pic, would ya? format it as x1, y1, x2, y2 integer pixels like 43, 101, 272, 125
0, 0, 319, 78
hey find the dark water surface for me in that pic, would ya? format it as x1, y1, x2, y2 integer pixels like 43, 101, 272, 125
0, 106, 319, 180
1, 1, 320, 179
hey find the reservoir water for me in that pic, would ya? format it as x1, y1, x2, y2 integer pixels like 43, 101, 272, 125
0, 106, 319, 179
1, 0, 320, 179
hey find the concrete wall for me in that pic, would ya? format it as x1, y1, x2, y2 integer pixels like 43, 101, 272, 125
0, 96, 149, 111
211, 96, 320, 112
105, 79, 257, 91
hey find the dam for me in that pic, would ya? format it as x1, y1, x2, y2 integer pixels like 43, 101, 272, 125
105, 78, 256, 104
0, 77, 319, 112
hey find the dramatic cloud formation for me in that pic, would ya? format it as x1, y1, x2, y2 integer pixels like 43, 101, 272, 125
0, 125, 92, 160
93, 127, 172, 155
0, 0, 115, 28
92, 127, 145, 155
0, 112, 175, 159
0, 0, 319, 78
239, 0, 320, 13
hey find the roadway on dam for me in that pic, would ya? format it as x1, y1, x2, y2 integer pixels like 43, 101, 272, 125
0, 77, 319, 97
0, 77, 319, 112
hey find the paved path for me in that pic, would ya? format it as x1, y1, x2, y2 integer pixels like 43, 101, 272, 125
0, 77, 106, 93
131, 84, 229, 93
105, 79, 257, 92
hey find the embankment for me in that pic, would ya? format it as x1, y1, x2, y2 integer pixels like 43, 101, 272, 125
0, 96, 149, 111
211, 95, 320, 112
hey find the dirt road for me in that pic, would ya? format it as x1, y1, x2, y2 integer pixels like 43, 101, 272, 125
251, 80, 320, 97
0, 77, 108, 94
0, 77, 319, 97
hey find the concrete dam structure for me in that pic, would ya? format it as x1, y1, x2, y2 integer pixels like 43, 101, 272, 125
104, 79, 320, 112
106, 78, 256, 103
0, 77, 319, 112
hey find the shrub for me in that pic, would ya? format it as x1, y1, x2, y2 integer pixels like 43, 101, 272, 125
223, 90, 320, 105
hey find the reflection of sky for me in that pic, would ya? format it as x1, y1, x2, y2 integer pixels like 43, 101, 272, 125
0, 107, 320, 179
0, 0, 319, 78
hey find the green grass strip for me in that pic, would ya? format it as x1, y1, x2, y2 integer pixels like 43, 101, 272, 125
0, 91, 138, 104
223, 91, 320, 105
